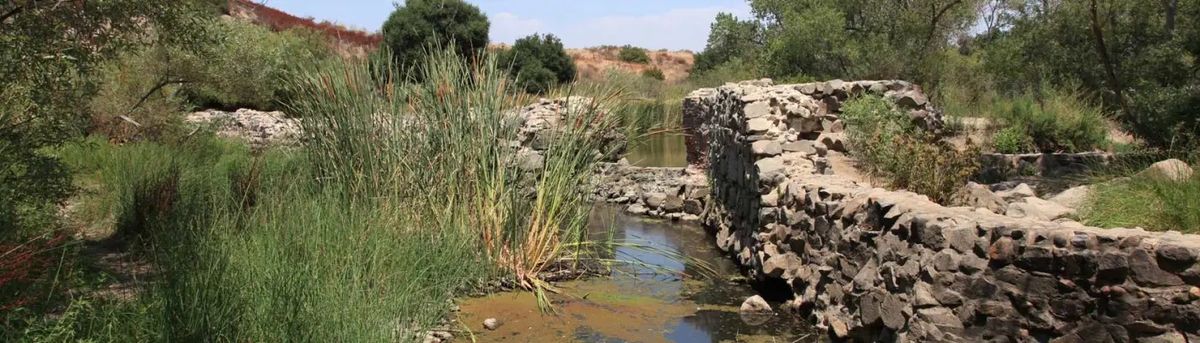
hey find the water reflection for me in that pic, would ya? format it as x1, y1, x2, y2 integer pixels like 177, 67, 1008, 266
627, 133, 688, 168
456, 205, 818, 343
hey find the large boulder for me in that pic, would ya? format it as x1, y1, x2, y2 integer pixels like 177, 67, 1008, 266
951, 182, 1007, 214
1048, 185, 1091, 210
1005, 197, 1074, 221
1138, 159, 1194, 182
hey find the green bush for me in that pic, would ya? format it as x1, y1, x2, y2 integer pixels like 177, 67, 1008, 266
0, 90, 73, 238
842, 95, 979, 203
988, 90, 1108, 153
1124, 84, 1200, 149
500, 34, 576, 94
687, 57, 762, 87
641, 68, 665, 81
88, 48, 194, 142
694, 13, 759, 74
381, 0, 490, 71
618, 45, 651, 64
184, 21, 332, 110
991, 126, 1034, 154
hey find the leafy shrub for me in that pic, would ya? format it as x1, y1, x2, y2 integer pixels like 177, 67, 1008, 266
842, 95, 979, 203
184, 21, 333, 110
687, 57, 762, 87
0, 88, 73, 237
618, 45, 651, 64
694, 13, 760, 74
1124, 84, 1200, 149
500, 34, 576, 94
992, 126, 1034, 154
381, 0, 489, 70
88, 48, 194, 142
641, 68, 665, 81
988, 90, 1108, 153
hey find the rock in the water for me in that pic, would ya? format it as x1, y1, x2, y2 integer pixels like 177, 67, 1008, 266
483, 318, 500, 330
626, 203, 649, 215
662, 194, 685, 212
1138, 159, 1194, 182
740, 295, 772, 313
644, 192, 668, 209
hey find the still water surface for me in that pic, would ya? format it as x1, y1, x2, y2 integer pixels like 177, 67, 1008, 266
456, 206, 818, 342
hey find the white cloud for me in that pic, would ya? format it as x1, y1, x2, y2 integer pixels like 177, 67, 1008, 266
489, 12, 546, 44
557, 6, 751, 51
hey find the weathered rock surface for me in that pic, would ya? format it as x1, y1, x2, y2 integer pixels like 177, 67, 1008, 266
590, 162, 708, 222
1139, 159, 1194, 182
186, 109, 301, 147
510, 97, 627, 165
740, 295, 772, 313
695, 79, 1200, 342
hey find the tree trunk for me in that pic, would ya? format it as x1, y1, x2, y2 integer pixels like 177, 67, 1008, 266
1164, 0, 1178, 34
1088, 0, 1132, 116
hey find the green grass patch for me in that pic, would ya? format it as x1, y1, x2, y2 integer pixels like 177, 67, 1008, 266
1081, 162, 1200, 233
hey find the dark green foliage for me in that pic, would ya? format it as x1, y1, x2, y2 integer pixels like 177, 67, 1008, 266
0, 1, 206, 235
978, 0, 1199, 148
500, 34, 576, 94
381, 0, 490, 70
1125, 85, 1200, 149
642, 68, 665, 81
992, 126, 1033, 154
618, 45, 651, 64
741, 0, 979, 81
693, 13, 760, 74
989, 91, 1109, 153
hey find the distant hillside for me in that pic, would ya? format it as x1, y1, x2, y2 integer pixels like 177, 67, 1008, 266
226, 0, 381, 57
568, 47, 694, 82
228, 1, 695, 81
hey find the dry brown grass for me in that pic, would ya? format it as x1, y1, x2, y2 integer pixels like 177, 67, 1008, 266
568, 47, 694, 82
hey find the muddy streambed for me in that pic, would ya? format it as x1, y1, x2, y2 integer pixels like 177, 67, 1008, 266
456, 205, 818, 342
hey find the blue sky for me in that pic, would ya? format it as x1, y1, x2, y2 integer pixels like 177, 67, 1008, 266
261, 0, 752, 51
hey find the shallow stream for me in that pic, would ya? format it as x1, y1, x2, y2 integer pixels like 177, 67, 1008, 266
456, 206, 818, 342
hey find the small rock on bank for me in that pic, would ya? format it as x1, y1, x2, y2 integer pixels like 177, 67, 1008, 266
483, 318, 500, 330
739, 295, 772, 313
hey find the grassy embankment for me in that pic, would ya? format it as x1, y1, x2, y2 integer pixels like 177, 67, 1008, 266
11, 50, 623, 342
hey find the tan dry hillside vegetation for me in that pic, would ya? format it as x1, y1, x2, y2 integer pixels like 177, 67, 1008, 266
230, 1, 696, 81
568, 47, 694, 82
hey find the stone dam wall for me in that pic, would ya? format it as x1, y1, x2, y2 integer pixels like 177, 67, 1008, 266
690, 80, 1200, 342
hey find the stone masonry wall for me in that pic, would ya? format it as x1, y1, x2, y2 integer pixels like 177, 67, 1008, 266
698, 80, 1200, 342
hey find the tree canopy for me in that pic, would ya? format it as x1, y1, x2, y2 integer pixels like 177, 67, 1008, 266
500, 33, 576, 94
381, 0, 490, 70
